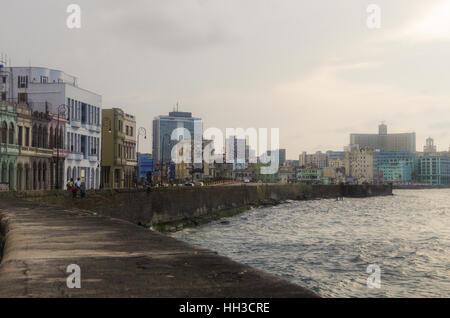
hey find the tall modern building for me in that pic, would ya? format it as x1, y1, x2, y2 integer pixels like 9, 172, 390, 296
152, 111, 203, 163
350, 124, 416, 153
2, 66, 102, 189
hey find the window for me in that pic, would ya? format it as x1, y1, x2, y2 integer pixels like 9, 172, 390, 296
25, 127, 30, 146
18, 93, 28, 103
1, 92, 5, 101
18, 126, 23, 146
126, 125, 129, 135
40, 76, 48, 83
1, 76, 6, 84
18, 76, 28, 88
130, 127, 133, 137
1, 122, 6, 144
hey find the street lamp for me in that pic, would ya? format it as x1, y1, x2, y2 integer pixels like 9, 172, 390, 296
137, 127, 147, 157
160, 133, 171, 185
55, 104, 68, 190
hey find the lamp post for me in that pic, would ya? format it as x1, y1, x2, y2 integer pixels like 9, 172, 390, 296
101, 117, 112, 188
137, 127, 147, 157
55, 104, 68, 190
160, 133, 171, 185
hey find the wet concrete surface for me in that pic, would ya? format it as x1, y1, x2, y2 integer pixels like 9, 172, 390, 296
0, 199, 318, 298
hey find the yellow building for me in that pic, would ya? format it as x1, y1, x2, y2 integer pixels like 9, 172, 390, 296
101, 108, 136, 188
123, 113, 137, 187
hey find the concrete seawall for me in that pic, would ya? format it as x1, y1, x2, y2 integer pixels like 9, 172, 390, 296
1, 184, 392, 231
0, 199, 318, 298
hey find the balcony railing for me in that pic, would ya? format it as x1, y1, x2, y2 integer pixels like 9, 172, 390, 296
0, 143, 20, 155
52, 148, 69, 157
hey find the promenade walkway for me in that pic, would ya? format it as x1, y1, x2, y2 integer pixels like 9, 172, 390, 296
0, 199, 318, 298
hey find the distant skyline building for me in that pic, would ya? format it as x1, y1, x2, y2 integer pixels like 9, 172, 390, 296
350, 123, 416, 153
152, 111, 202, 163
299, 151, 328, 168
416, 154, 450, 185
423, 137, 437, 154
226, 136, 247, 170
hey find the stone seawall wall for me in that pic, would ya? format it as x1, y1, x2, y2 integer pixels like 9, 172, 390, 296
0, 184, 392, 230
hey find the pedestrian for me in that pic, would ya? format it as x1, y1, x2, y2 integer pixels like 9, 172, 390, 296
74, 177, 81, 197
67, 178, 77, 198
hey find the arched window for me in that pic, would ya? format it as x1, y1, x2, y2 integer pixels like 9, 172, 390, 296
38, 125, 43, 148
49, 127, 54, 148
43, 126, 48, 148
1, 121, 6, 144
8, 123, 14, 144
32, 125, 37, 147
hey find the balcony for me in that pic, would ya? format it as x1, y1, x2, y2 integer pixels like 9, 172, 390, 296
89, 155, 99, 162
125, 159, 138, 167
68, 152, 83, 161
115, 158, 126, 166
52, 148, 69, 158
70, 120, 81, 128
84, 124, 101, 133
18, 146, 52, 158
35, 148, 53, 157
0, 143, 20, 156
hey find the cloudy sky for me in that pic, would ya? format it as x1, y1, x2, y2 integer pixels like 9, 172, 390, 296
2, 0, 450, 158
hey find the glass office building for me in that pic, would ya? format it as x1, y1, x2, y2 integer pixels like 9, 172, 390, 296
152, 111, 202, 163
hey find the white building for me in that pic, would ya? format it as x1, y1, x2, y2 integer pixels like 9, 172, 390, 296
4, 66, 102, 189
345, 147, 374, 184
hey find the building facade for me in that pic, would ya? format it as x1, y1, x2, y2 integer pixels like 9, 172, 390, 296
0, 101, 18, 190
416, 155, 450, 185
101, 108, 127, 188
345, 147, 374, 183
299, 151, 328, 168
123, 112, 137, 187
350, 124, 416, 153
4, 66, 102, 189
138, 153, 154, 182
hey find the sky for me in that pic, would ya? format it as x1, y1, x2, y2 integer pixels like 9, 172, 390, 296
2, 0, 450, 159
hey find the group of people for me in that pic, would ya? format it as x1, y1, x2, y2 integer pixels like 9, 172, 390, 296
66, 177, 86, 198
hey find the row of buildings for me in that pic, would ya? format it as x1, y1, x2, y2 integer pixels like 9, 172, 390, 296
3, 63, 450, 189
290, 125, 450, 185
0, 63, 287, 190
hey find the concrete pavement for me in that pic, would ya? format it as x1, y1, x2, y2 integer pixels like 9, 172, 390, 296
0, 199, 318, 298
